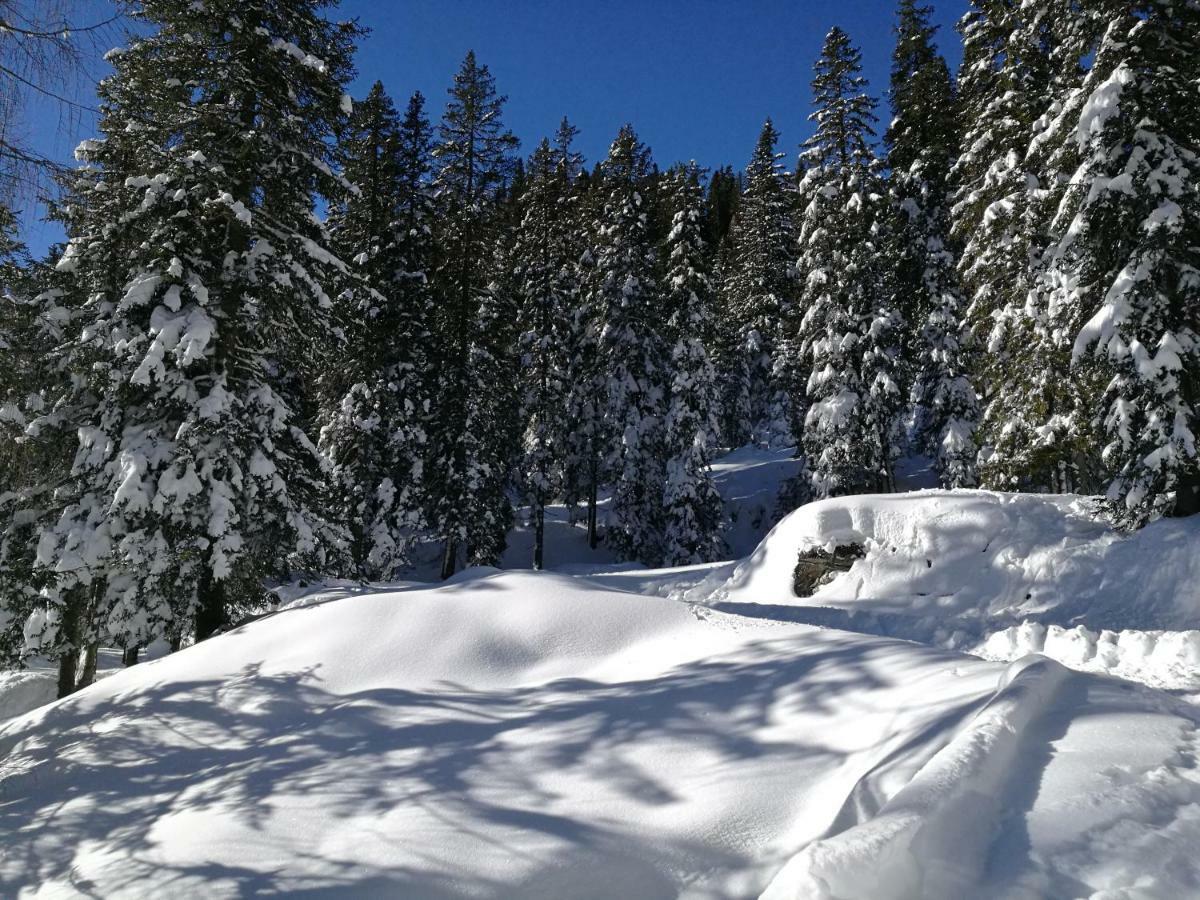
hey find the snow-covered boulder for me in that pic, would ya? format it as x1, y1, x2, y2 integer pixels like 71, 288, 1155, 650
716, 490, 1200, 637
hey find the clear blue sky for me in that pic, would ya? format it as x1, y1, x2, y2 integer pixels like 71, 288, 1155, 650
21, 0, 967, 255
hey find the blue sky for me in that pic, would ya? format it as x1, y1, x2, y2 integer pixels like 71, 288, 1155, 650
20, 0, 968, 255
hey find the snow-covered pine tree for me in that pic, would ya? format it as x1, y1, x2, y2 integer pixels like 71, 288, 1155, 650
951, 0, 1083, 492
30, 0, 356, 677
721, 119, 796, 448
589, 125, 669, 564
886, 0, 979, 488
794, 27, 903, 499
511, 136, 577, 569
1048, 0, 1200, 526
561, 150, 609, 548
429, 51, 519, 578
659, 162, 724, 565
0, 202, 59, 666
319, 81, 430, 580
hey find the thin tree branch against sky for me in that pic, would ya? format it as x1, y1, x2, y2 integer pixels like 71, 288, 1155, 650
16, 0, 968, 255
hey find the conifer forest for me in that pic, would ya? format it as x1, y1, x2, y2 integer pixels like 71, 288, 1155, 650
3, 2, 1200, 897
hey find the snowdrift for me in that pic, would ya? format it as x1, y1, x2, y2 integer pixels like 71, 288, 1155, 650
712, 491, 1200, 688
3, 569, 1200, 898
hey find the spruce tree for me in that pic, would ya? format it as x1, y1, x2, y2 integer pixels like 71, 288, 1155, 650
794, 27, 903, 498
660, 163, 724, 564
0, 203, 59, 666
952, 0, 1083, 492
29, 0, 356, 677
428, 51, 519, 577
886, 0, 979, 487
561, 161, 608, 547
319, 81, 430, 580
1050, 0, 1200, 526
721, 119, 796, 448
589, 125, 668, 564
511, 135, 577, 569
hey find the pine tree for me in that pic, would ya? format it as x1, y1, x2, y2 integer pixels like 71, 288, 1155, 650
952, 0, 1083, 492
721, 119, 796, 448
660, 163, 724, 564
1049, 0, 1200, 526
511, 134, 578, 569
703, 166, 740, 263
0, 203, 59, 666
886, 0, 979, 487
794, 27, 903, 498
319, 81, 430, 580
29, 0, 357, 681
561, 160, 608, 547
429, 51, 520, 578
589, 125, 668, 564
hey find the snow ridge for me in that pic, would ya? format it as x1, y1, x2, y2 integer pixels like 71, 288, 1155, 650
761, 656, 1072, 900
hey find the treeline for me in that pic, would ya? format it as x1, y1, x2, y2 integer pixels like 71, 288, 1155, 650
0, 0, 1197, 694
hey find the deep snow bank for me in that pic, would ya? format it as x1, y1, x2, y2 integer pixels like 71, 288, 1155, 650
712, 491, 1200, 683
3, 571, 1199, 898
0, 570, 1008, 898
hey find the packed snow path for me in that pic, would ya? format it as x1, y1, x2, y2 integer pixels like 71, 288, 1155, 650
3, 570, 1200, 898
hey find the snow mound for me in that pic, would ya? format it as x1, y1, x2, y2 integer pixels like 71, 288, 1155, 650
715, 491, 1200, 640
0, 571, 1008, 897
3, 570, 1199, 897
0, 669, 57, 723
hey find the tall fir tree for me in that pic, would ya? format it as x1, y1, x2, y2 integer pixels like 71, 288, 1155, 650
319, 81, 431, 580
794, 27, 903, 499
660, 163, 724, 564
589, 125, 668, 564
561, 158, 608, 547
429, 51, 519, 578
720, 119, 796, 448
27, 0, 357, 689
951, 0, 1090, 492
886, 0, 979, 487
0, 203, 62, 666
511, 133, 578, 569
1047, 0, 1200, 526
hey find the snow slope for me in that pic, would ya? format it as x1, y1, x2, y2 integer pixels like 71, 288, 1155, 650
712, 490, 1200, 691
3, 569, 1200, 898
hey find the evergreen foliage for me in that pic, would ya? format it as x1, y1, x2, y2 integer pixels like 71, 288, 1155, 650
28, 0, 357, 687
589, 125, 668, 564
1050, 0, 1200, 526
660, 163, 724, 565
428, 51, 519, 578
319, 82, 431, 580
795, 27, 903, 499
720, 120, 795, 449
885, 0, 979, 488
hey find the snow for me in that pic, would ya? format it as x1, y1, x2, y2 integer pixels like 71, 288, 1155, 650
3, 451, 1200, 896
713, 490, 1200, 644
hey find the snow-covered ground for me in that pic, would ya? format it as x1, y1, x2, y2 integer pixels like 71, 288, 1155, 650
3, 448, 1200, 897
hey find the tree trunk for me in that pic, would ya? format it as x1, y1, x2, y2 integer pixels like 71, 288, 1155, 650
1175, 466, 1200, 518
587, 473, 598, 550
533, 500, 545, 570
77, 640, 99, 689
194, 572, 227, 642
440, 538, 458, 580
169, 631, 183, 653
122, 646, 140, 667
56, 649, 80, 699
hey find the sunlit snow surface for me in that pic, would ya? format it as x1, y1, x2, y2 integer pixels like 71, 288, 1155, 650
3, 449, 1200, 898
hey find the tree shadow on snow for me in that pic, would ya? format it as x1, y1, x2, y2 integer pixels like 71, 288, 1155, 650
0, 632, 954, 898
